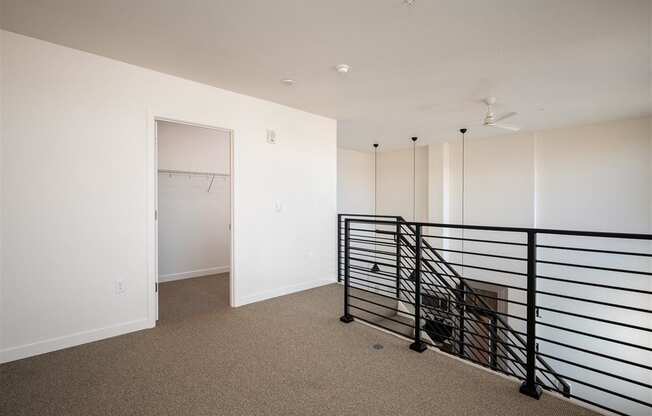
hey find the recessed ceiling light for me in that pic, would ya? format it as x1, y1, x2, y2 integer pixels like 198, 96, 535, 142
403, 0, 416, 6
281, 79, 295, 86
335, 64, 351, 74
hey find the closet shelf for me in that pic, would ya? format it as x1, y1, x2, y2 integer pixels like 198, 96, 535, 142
158, 169, 229, 192
158, 169, 229, 177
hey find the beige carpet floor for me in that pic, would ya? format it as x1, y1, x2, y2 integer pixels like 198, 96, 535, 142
1, 274, 596, 416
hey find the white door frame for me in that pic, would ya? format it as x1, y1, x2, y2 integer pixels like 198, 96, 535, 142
147, 114, 235, 327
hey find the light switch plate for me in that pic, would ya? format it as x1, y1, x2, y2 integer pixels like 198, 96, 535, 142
266, 129, 277, 144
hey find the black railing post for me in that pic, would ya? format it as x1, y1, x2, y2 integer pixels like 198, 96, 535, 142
490, 314, 498, 370
409, 224, 427, 352
340, 218, 354, 323
396, 219, 402, 298
520, 231, 542, 399
337, 214, 342, 283
457, 283, 465, 356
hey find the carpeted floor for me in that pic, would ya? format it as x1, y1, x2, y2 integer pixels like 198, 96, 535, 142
1, 274, 596, 416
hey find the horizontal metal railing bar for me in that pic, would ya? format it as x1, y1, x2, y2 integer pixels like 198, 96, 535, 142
348, 252, 396, 265
349, 269, 397, 284
425, 259, 527, 277
536, 367, 652, 408
349, 305, 414, 328
535, 321, 652, 352
349, 264, 396, 279
421, 271, 527, 292
426, 247, 527, 261
420, 336, 494, 375
537, 306, 651, 332
355, 270, 416, 286
348, 227, 396, 234
348, 234, 396, 242
535, 335, 652, 371
349, 282, 398, 299
421, 296, 527, 323
349, 285, 416, 307
349, 276, 404, 292
350, 256, 397, 269
455, 313, 528, 339
349, 295, 408, 317
344, 235, 394, 243
537, 244, 652, 258
456, 340, 527, 368
423, 320, 528, 357
348, 248, 395, 259
346, 218, 652, 240
348, 238, 396, 248
349, 246, 397, 258
398, 258, 527, 287
536, 352, 651, 389
537, 259, 652, 276
419, 234, 528, 247
420, 281, 528, 307
536, 274, 652, 295
460, 328, 528, 355
536, 290, 652, 314
374, 229, 398, 235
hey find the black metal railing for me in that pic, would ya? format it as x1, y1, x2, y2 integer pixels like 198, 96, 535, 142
338, 214, 652, 416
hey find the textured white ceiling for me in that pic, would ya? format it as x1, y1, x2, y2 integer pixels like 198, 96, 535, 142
2, 0, 650, 150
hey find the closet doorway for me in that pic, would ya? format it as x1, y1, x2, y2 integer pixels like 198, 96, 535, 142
155, 119, 233, 322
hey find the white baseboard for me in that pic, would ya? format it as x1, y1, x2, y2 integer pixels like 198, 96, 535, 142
235, 277, 336, 307
0, 318, 151, 364
159, 266, 229, 282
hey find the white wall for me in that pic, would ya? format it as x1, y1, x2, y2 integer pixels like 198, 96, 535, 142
337, 148, 374, 214
0, 31, 337, 363
337, 146, 428, 221
376, 147, 429, 222
157, 121, 231, 281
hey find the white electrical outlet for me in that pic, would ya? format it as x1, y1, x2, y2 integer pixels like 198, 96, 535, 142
115, 280, 126, 295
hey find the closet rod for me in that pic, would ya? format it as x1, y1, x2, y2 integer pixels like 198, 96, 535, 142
158, 169, 230, 177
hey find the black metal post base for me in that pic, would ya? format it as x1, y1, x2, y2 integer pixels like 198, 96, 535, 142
409, 341, 427, 353
340, 315, 354, 323
519, 382, 542, 400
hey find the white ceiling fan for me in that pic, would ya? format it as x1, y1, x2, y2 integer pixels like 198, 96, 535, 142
482, 97, 520, 132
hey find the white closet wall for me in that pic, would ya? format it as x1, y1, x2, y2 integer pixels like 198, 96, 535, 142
157, 121, 230, 281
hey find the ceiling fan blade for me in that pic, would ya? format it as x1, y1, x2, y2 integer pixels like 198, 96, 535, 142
493, 112, 517, 123
493, 123, 520, 132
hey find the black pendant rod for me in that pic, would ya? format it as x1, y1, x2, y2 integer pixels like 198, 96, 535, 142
370, 143, 380, 273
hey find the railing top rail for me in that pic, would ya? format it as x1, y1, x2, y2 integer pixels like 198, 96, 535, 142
339, 213, 400, 218
340, 216, 652, 241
